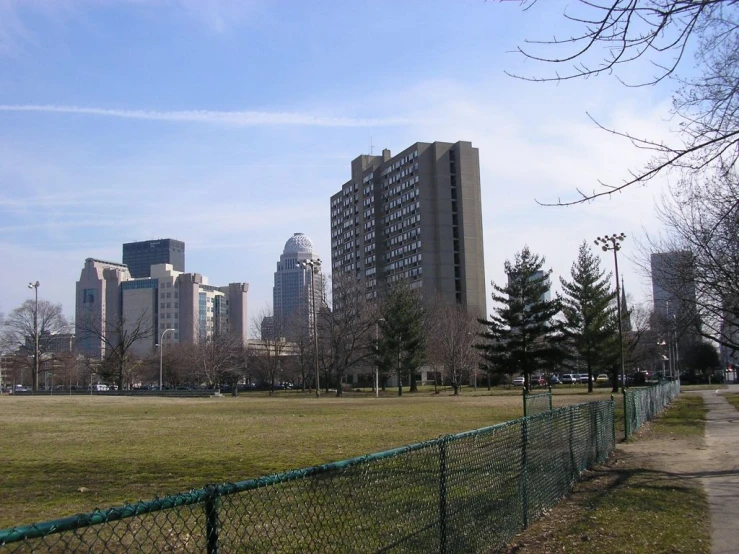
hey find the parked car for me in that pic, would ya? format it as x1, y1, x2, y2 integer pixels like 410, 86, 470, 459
596, 374, 610, 383
561, 374, 577, 384
548, 375, 561, 385
532, 375, 547, 387
512, 376, 525, 386
578, 374, 591, 384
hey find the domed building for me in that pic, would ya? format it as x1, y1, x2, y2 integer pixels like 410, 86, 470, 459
271, 233, 323, 340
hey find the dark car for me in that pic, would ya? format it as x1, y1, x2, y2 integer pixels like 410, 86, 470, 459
548, 375, 561, 385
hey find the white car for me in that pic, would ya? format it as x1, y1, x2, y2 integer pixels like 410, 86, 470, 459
512, 376, 525, 386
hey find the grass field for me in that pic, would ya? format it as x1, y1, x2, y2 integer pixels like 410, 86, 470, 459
0, 386, 616, 529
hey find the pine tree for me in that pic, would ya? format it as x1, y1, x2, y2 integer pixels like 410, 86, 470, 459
377, 283, 426, 396
560, 242, 619, 392
477, 246, 563, 390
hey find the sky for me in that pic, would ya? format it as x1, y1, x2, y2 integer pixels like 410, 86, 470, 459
0, 0, 688, 330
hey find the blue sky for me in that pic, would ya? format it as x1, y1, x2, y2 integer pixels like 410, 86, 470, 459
0, 0, 683, 329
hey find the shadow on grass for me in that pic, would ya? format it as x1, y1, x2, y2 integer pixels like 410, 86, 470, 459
568, 457, 723, 515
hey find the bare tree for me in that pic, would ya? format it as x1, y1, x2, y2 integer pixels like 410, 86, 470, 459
638, 171, 739, 356
250, 307, 291, 395
426, 301, 480, 395
286, 300, 314, 391
509, 1, 739, 205
194, 332, 244, 390
0, 300, 71, 391
318, 275, 377, 397
76, 310, 154, 391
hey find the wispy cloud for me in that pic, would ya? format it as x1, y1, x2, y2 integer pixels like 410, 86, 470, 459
0, 104, 413, 127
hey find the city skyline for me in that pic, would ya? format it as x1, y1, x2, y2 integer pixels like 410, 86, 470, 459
1, 1, 680, 322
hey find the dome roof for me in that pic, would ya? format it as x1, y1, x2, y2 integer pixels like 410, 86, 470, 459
283, 233, 315, 255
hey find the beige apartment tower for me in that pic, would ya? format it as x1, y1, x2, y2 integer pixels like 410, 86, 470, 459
330, 141, 486, 317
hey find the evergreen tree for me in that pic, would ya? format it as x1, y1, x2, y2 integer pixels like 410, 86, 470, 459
377, 283, 426, 396
477, 246, 563, 390
560, 242, 618, 392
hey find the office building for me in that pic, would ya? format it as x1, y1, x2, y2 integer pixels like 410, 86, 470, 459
76, 258, 131, 359
122, 239, 185, 278
330, 141, 486, 317
507, 269, 551, 305
76, 258, 248, 359
651, 251, 698, 322
272, 233, 324, 340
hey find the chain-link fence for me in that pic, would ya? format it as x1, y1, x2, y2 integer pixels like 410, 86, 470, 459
0, 400, 615, 553
623, 380, 681, 439
523, 387, 553, 417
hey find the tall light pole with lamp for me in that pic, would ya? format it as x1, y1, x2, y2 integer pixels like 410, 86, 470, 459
28, 281, 40, 392
594, 234, 627, 392
298, 258, 321, 397
665, 300, 679, 380
157, 328, 175, 390
375, 318, 385, 398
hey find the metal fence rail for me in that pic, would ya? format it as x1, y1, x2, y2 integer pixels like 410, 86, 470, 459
623, 380, 681, 439
0, 400, 615, 553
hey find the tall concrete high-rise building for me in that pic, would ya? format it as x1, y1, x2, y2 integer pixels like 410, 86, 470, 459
651, 251, 700, 374
651, 251, 698, 321
272, 233, 323, 340
122, 239, 185, 278
330, 141, 486, 317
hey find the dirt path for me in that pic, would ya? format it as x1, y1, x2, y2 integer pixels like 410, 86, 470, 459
504, 386, 739, 553
608, 387, 739, 554
699, 387, 739, 554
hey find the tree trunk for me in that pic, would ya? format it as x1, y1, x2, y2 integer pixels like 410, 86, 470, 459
409, 369, 418, 393
117, 359, 124, 392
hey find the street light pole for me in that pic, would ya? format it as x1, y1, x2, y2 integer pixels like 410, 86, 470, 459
28, 281, 40, 392
159, 328, 175, 390
375, 318, 385, 398
299, 258, 321, 398
594, 234, 627, 392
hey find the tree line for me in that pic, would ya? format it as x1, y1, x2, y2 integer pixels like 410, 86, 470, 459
1, 241, 722, 394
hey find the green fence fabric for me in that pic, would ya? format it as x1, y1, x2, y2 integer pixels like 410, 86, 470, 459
623, 380, 681, 440
0, 400, 615, 554
523, 388, 553, 417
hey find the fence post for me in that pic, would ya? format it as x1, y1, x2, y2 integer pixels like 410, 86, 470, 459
568, 405, 576, 476
622, 389, 630, 441
520, 418, 529, 529
610, 395, 616, 448
592, 405, 600, 462
523, 388, 528, 418
439, 437, 448, 554
548, 386, 553, 412
205, 485, 219, 554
